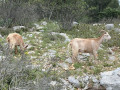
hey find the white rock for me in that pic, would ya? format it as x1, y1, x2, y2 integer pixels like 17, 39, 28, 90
51, 32, 70, 42
59, 33, 71, 42
93, 23, 102, 26
82, 53, 90, 56
28, 51, 35, 54
39, 30, 44, 32
42, 69, 46, 72
27, 34, 33, 37
91, 76, 99, 83
72, 21, 78, 26
29, 27, 35, 31
34, 23, 43, 29
60, 78, 73, 90
58, 62, 69, 70
26, 65, 40, 69
13, 26, 25, 31
60, 78, 69, 86
108, 48, 114, 55
0, 27, 4, 29
82, 76, 89, 83
77, 53, 90, 61
50, 81, 57, 86
27, 45, 33, 49
41, 21, 47, 26
39, 40, 43, 43
0, 34, 2, 38
29, 34, 33, 37
105, 24, 114, 30
48, 50, 56, 57
22, 36, 27, 39
100, 68, 120, 90
0, 56, 2, 61
30, 56, 36, 59
109, 55, 115, 61
65, 57, 72, 63
93, 23, 98, 26
68, 76, 80, 88
114, 28, 120, 32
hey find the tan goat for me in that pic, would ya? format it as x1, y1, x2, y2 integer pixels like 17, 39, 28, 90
68, 30, 111, 63
6, 33, 28, 54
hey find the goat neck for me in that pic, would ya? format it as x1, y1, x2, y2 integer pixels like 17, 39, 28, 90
96, 33, 105, 45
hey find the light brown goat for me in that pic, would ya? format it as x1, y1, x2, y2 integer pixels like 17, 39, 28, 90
68, 30, 111, 63
6, 33, 28, 54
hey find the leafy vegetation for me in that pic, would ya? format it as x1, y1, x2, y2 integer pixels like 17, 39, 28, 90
0, 0, 119, 29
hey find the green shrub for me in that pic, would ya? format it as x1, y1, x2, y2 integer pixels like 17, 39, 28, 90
0, 28, 13, 36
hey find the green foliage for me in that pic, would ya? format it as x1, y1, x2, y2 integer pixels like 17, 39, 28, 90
0, 0, 119, 27
54, 0, 87, 30
99, 7, 120, 19
74, 62, 83, 69
108, 0, 119, 8
85, 0, 119, 22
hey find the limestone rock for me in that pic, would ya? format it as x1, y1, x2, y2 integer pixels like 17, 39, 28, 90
100, 68, 120, 90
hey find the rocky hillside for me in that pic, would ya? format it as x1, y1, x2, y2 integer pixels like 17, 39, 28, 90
0, 21, 120, 90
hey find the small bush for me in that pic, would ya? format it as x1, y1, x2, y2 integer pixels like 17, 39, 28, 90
0, 28, 13, 36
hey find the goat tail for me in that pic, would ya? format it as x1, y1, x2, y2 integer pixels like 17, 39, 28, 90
67, 42, 71, 57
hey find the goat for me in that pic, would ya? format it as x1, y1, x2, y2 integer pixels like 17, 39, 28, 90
68, 30, 111, 63
6, 33, 28, 54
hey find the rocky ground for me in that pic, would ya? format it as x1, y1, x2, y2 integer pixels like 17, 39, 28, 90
0, 21, 120, 90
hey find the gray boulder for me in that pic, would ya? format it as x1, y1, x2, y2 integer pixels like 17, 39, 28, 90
100, 68, 120, 90
51, 32, 71, 42
114, 28, 120, 32
34, 23, 43, 30
41, 21, 47, 26
105, 24, 114, 30
13, 26, 25, 31
68, 76, 80, 88
65, 57, 72, 63
72, 21, 78, 26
